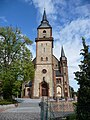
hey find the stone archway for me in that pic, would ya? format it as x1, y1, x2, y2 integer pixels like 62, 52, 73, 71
40, 81, 49, 97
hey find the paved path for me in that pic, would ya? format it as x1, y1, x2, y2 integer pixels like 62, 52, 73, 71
0, 98, 41, 120
0, 98, 75, 120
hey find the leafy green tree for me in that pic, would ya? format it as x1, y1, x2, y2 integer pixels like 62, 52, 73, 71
74, 37, 90, 120
0, 80, 3, 98
0, 27, 34, 100
12, 80, 22, 98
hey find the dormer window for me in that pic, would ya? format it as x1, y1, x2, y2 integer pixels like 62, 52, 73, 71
43, 30, 46, 38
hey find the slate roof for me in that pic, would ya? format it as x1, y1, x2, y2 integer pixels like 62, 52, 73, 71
25, 81, 32, 87
38, 9, 51, 28
61, 46, 65, 57
55, 70, 63, 77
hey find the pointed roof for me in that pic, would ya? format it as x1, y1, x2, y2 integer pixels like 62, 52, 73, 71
61, 46, 65, 57
42, 8, 47, 21
38, 9, 51, 28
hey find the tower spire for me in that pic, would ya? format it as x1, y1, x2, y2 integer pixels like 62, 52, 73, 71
38, 9, 51, 28
42, 8, 47, 21
61, 46, 65, 57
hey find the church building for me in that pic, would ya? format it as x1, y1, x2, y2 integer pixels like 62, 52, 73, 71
22, 9, 70, 99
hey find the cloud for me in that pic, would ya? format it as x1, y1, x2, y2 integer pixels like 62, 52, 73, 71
0, 16, 8, 23
27, 42, 36, 58
24, 0, 90, 91
24, 0, 33, 5
53, 18, 90, 91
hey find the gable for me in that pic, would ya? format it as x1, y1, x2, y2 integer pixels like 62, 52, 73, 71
53, 55, 60, 70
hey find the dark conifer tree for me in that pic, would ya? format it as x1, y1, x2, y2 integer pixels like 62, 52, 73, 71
74, 37, 90, 120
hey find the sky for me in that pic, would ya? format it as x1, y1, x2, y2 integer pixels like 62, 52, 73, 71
0, 0, 90, 91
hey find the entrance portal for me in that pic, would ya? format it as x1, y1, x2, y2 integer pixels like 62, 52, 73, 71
41, 81, 49, 96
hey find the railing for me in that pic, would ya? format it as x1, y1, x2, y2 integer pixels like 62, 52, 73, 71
39, 97, 75, 120
40, 99, 56, 120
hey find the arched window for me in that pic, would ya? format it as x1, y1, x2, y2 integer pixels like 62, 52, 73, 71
56, 78, 61, 84
46, 57, 48, 61
41, 57, 43, 61
43, 30, 46, 33
44, 48, 45, 52
57, 86, 62, 97
43, 77, 45, 81
41, 43, 43, 46
43, 30, 46, 38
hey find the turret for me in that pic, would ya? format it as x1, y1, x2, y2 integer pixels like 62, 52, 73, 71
60, 46, 70, 98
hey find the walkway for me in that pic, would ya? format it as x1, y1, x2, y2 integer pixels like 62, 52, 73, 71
0, 98, 75, 120
0, 98, 41, 120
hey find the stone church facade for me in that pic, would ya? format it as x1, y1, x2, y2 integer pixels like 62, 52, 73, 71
22, 9, 70, 99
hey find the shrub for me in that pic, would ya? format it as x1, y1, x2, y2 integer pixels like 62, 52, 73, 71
0, 99, 17, 105
66, 113, 76, 120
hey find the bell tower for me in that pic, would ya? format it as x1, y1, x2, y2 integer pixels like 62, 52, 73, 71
60, 46, 70, 98
33, 9, 54, 98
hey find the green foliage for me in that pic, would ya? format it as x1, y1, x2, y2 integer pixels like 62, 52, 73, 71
0, 26, 34, 100
66, 114, 76, 120
0, 99, 17, 105
69, 86, 75, 98
12, 81, 22, 97
74, 37, 90, 120
0, 80, 3, 97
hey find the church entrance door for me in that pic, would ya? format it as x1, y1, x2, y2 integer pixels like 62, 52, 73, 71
41, 81, 48, 96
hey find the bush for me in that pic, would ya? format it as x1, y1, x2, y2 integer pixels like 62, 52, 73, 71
66, 114, 76, 120
0, 99, 17, 105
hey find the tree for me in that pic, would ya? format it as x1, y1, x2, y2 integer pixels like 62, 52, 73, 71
69, 86, 74, 98
0, 80, 3, 98
74, 37, 90, 120
12, 80, 22, 98
0, 27, 34, 100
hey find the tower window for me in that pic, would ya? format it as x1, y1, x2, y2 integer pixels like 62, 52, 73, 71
41, 57, 43, 61
43, 30, 46, 33
65, 82, 67, 84
43, 77, 45, 81
64, 73, 66, 75
56, 78, 61, 84
46, 57, 48, 61
44, 48, 45, 52
65, 87, 67, 89
43, 30, 46, 38
41, 43, 43, 46
63, 62, 66, 66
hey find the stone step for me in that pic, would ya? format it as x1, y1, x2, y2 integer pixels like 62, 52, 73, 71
18, 102, 40, 107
